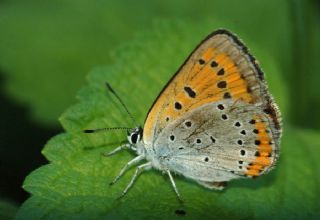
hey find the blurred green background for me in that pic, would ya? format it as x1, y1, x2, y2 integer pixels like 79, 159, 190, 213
0, 0, 319, 219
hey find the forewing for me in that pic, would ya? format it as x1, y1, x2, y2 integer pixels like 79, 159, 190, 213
143, 29, 281, 148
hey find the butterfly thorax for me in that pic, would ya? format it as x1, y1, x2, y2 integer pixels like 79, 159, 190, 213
129, 135, 171, 171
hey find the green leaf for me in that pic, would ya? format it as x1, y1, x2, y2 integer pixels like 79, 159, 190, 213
0, 0, 291, 126
17, 126, 320, 219
16, 21, 319, 220
17, 126, 320, 220
0, 199, 18, 220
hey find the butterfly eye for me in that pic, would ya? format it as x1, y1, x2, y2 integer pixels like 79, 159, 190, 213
128, 133, 138, 144
127, 127, 142, 144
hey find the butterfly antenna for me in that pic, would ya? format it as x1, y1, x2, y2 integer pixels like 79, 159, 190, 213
106, 82, 138, 126
84, 127, 131, 133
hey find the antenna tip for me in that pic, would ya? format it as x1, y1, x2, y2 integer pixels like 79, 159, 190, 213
105, 82, 114, 92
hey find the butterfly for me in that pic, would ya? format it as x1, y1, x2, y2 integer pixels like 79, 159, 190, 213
85, 29, 282, 201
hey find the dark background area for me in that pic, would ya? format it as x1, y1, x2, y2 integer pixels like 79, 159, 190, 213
0, 72, 60, 203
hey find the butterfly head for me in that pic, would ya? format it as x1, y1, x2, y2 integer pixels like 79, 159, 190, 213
127, 126, 143, 145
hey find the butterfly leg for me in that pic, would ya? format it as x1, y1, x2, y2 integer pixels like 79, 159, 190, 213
166, 170, 183, 202
102, 143, 134, 157
110, 154, 145, 185
117, 162, 152, 199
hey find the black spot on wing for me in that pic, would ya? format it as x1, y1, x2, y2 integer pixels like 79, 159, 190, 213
217, 81, 227, 88
184, 86, 196, 98
217, 68, 225, 76
211, 60, 218, 67
223, 92, 231, 99
199, 59, 205, 65
175, 102, 182, 110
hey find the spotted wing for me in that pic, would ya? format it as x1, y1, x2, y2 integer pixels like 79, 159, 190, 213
154, 100, 279, 180
143, 29, 282, 177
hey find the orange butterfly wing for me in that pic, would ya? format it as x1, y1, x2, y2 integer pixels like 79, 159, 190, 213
143, 29, 281, 176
